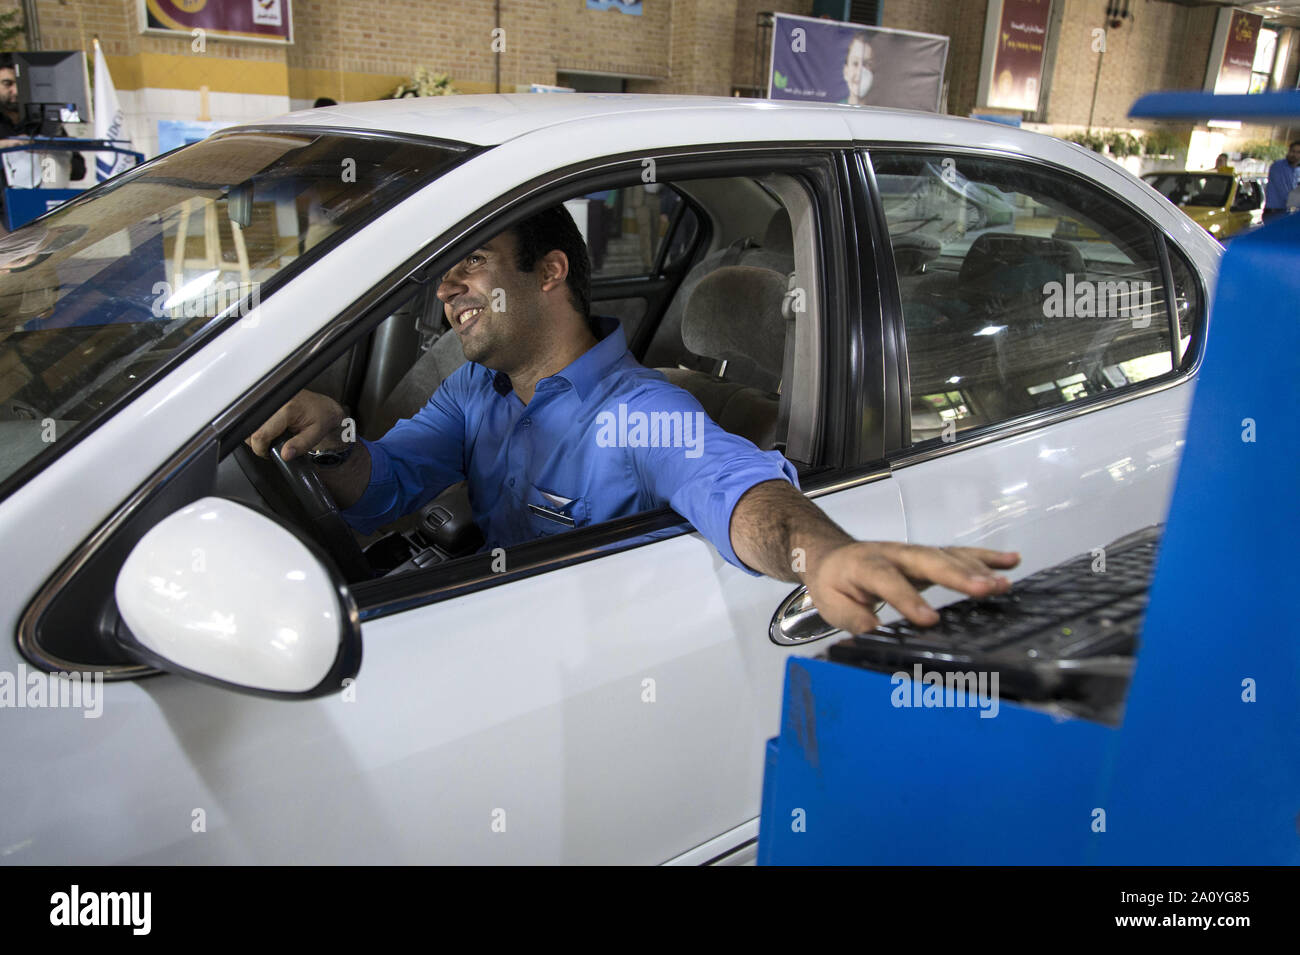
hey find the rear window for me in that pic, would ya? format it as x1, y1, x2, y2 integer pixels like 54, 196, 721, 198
1143, 173, 1233, 208
0, 131, 466, 494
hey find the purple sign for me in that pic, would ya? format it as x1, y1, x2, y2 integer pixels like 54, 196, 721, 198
768, 13, 949, 112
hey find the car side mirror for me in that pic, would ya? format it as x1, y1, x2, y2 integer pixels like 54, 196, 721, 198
113, 497, 361, 698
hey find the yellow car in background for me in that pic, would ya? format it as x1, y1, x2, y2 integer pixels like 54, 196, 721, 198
1142, 170, 1265, 240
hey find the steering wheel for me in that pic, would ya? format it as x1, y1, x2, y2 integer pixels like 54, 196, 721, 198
234, 436, 373, 584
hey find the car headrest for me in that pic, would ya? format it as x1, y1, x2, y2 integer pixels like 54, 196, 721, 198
891, 232, 942, 275
681, 265, 788, 393
958, 232, 1085, 295
762, 211, 794, 257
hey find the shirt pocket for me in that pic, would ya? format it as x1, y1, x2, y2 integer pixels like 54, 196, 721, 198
521, 482, 590, 537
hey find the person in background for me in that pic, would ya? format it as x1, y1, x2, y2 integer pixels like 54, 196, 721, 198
313, 97, 338, 108
1263, 140, 1300, 223
0, 53, 85, 233
0, 54, 25, 142
1214, 153, 1234, 172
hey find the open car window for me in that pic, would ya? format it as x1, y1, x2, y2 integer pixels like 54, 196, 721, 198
233, 165, 826, 593
0, 131, 467, 493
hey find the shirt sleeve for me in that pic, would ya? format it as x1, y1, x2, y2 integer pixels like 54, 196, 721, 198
621, 378, 799, 574
340, 365, 470, 536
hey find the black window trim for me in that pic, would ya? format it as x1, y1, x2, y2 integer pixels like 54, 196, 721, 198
856, 143, 1212, 467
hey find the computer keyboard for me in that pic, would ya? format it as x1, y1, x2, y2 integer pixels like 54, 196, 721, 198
825, 526, 1162, 718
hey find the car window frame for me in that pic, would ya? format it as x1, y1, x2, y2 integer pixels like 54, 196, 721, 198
342, 146, 859, 621
19, 143, 876, 663
858, 145, 1209, 464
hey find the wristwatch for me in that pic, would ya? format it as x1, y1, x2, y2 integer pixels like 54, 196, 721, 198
308, 444, 354, 469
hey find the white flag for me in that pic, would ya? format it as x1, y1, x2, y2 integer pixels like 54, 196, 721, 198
93, 41, 131, 181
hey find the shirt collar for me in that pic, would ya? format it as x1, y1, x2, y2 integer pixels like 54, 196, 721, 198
483, 316, 628, 402
535, 315, 628, 402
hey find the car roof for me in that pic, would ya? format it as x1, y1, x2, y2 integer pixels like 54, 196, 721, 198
244, 92, 1044, 150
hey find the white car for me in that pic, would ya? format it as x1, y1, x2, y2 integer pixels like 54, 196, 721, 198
0, 95, 1219, 864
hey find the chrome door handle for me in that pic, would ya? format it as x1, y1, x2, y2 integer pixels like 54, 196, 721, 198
768, 586, 885, 646
769, 586, 886, 646
769, 586, 837, 646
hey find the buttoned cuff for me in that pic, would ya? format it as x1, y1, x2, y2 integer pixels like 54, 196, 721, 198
708, 451, 801, 576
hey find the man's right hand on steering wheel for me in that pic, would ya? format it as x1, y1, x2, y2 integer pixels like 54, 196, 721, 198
246, 389, 347, 461
245, 390, 372, 510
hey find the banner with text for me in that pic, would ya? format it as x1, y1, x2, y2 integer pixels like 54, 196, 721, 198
1213, 9, 1264, 94
978, 0, 1052, 112
142, 0, 293, 43
767, 13, 949, 113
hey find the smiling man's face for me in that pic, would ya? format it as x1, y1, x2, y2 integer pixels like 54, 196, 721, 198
437, 230, 546, 369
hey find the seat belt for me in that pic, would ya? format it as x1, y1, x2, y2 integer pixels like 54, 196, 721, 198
705, 238, 760, 379
774, 270, 799, 456
721, 236, 756, 267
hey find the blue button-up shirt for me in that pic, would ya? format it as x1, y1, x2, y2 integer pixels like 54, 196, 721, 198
342, 318, 798, 572
1265, 158, 1300, 210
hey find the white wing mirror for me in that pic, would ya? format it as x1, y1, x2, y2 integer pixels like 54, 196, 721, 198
114, 497, 361, 698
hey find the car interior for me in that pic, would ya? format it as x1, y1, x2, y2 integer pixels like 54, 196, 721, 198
216, 173, 821, 583
877, 154, 1185, 445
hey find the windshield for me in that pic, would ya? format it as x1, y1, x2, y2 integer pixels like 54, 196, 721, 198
1143, 173, 1233, 208
0, 130, 466, 491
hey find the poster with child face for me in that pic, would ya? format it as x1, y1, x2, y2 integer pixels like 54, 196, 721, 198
768, 13, 949, 113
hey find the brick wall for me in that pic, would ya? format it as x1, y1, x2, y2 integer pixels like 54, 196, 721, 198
32, 0, 285, 62
289, 0, 681, 99
730, 0, 815, 95
1042, 0, 1217, 130
2, 0, 1290, 138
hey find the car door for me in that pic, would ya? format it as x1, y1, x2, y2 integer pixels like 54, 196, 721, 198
2, 137, 906, 864
860, 148, 1218, 594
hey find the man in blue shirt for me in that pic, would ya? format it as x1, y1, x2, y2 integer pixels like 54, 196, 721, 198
1263, 140, 1300, 222
249, 206, 1019, 634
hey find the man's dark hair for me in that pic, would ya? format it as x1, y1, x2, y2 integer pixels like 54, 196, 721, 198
509, 205, 595, 335
1290, 140, 1300, 149
0, 53, 14, 72
313, 96, 337, 108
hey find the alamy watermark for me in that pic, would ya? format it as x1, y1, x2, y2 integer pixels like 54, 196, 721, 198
891, 663, 1000, 718
151, 278, 260, 319
0, 665, 103, 718
1042, 275, 1153, 328
595, 403, 706, 459
50, 885, 150, 935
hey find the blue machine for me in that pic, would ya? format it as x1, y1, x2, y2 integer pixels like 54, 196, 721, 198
2, 138, 142, 230
758, 92, 1300, 865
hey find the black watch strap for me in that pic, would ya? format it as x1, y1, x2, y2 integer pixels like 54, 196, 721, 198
308, 444, 354, 468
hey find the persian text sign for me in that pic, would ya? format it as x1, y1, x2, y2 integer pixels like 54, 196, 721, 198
142, 0, 293, 43
981, 0, 1052, 112
1214, 10, 1263, 94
